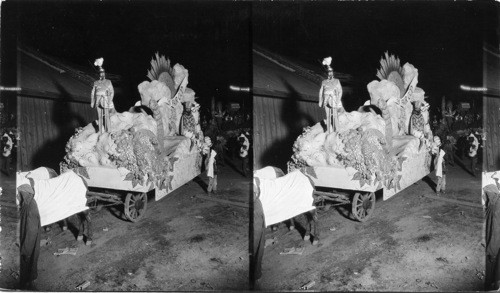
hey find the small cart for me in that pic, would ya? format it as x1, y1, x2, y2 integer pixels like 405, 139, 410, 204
297, 143, 431, 222
71, 138, 202, 222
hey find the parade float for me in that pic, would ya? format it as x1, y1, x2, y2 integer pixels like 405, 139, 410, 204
288, 52, 437, 222
60, 54, 209, 222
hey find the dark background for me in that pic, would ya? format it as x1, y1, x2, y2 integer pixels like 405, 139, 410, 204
14, 1, 251, 113
3, 2, 499, 122
253, 1, 499, 113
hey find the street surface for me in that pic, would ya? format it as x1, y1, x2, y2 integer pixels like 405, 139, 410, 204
0, 158, 250, 291
0, 156, 486, 291
257, 158, 485, 291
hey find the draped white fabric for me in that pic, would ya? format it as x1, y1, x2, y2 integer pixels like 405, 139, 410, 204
207, 149, 217, 177
255, 169, 315, 227
32, 170, 89, 226
436, 149, 445, 177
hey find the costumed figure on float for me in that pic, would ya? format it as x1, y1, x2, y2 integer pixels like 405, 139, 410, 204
91, 58, 115, 133
60, 52, 210, 222
289, 51, 436, 207
319, 57, 343, 133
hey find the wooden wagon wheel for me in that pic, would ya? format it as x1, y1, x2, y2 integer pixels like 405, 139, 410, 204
351, 192, 375, 222
124, 192, 148, 222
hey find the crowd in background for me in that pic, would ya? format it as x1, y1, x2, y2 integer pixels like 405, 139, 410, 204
1, 127, 18, 176
200, 103, 252, 178
430, 100, 484, 176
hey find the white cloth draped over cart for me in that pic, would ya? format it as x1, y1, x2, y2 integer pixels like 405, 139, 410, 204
254, 166, 283, 180
17, 170, 89, 227
16, 167, 57, 205
254, 168, 315, 227
17, 167, 53, 183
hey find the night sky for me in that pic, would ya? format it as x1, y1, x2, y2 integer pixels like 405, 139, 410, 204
13, 1, 251, 112
7, 1, 500, 115
253, 2, 498, 112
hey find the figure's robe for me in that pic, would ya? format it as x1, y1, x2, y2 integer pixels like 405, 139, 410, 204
485, 184, 500, 290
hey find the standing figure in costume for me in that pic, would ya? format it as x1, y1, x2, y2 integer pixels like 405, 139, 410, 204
239, 132, 250, 177
91, 58, 114, 133
410, 101, 424, 136
467, 132, 479, 177
18, 183, 40, 290
181, 101, 196, 136
318, 57, 343, 133
485, 183, 500, 290
181, 101, 198, 150
443, 99, 456, 130
431, 136, 441, 168
206, 149, 218, 195
1, 132, 14, 175
252, 166, 316, 288
409, 100, 431, 149
201, 136, 213, 174
252, 166, 285, 288
435, 149, 447, 196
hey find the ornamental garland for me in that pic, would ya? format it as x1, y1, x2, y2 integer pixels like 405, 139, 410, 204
61, 127, 87, 172
58, 127, 160, 189
109, 128, 174, 189
337, 128, 400, 189
289, 126, 314, 170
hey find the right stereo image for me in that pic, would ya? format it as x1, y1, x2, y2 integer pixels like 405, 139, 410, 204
251, 2, 499, 291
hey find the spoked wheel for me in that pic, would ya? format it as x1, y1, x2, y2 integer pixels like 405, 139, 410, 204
124, 192, 148, 222
351, 192, 375, 222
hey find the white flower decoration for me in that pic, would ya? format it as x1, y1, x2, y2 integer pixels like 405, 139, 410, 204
322, 57, 332, 66
94, 58, 104, 67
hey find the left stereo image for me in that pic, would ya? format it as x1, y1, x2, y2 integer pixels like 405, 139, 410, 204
0, 1, 252, 291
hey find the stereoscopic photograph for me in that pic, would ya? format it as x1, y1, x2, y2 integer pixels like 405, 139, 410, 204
1, 1, 500, 292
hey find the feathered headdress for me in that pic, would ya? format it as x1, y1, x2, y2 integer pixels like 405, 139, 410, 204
94, 58, 105, 72
147, 52, 174, 81
147, 52, 176, 95
322, 56, 333, 72
376, 52, 403, 80
376, 52, 406, 94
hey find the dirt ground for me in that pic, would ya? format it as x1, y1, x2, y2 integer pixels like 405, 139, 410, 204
257, 158, 485, 291
0, 170, 20, 289
0, 155, 487, 291
0, 157, 251, 291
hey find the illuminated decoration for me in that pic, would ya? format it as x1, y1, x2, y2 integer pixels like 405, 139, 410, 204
229, 85, 250, 92
460, 85, 487, 92
0, 86, 21, 91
